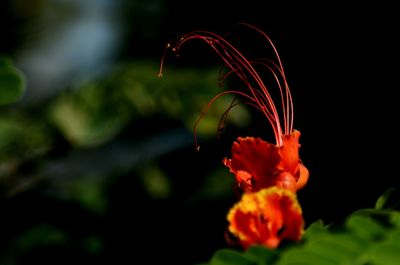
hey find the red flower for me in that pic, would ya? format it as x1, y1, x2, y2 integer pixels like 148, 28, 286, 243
227, 187, 304, 249
223, 130, 309, 193
159, 24, 309, 190
159, 24, 309, 249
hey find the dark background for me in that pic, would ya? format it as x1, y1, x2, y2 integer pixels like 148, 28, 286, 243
1, 1, 399, 264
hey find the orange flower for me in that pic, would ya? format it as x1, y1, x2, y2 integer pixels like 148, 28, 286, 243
159, 24, 309, 249
223, 130, 309, 193
159, 24, 309, 192
227, 187, 304, 249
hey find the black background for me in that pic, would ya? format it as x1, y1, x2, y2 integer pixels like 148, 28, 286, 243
1, 1, 399, 265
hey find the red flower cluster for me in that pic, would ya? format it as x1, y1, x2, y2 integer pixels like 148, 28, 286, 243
159, 23, 309, 249
224, 131, 308, 249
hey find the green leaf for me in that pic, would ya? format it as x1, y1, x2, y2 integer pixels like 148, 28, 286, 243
305, 233, 367, 263
304, 219, 327, 238
49, 84, 131, 147
17, 225, 66, 249
244, 246, 278, 265
346, 214, 386, 240
369, 243, 400, 265
277, 248, 337, 265
276, 231, 368, 265
210, 249, 255, 265
0, 58, 12, 68
386, 230, 400, 247
376, 188, 396, 210
0, 114, 51, 160
389, 211, 400, 227
0, 64, 26, 105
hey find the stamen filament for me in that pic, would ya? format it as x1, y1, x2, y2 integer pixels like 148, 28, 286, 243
159, 24, 295, 146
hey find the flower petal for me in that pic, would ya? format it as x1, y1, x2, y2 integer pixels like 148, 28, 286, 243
224, 130, 308, 192
227, 137, 280, 192
227, 187, 304, 249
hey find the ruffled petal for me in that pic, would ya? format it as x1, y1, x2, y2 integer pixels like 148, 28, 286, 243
225, 137, 280, 192
227, 187, 304, 249
224, 130, 308, 192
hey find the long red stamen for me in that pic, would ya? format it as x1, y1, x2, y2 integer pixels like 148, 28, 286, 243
238, 23, 294, 134
179, 32, 283, 143
159, 24, 294, 146
252, 58, 293, 135
193, 90, 256, 151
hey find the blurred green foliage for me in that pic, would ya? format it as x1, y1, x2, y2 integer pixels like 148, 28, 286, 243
0, 225, 66, 264
0, 59, 250, 167
0, 58, 26, 106
0, 58, 249, 265
48, 61, 250, 147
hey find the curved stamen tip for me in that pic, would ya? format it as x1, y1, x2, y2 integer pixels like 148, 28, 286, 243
196, 145, 201, 151
158, 43, 174, 78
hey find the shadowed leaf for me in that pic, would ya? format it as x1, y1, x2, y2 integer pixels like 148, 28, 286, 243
0, 59, 26, 105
